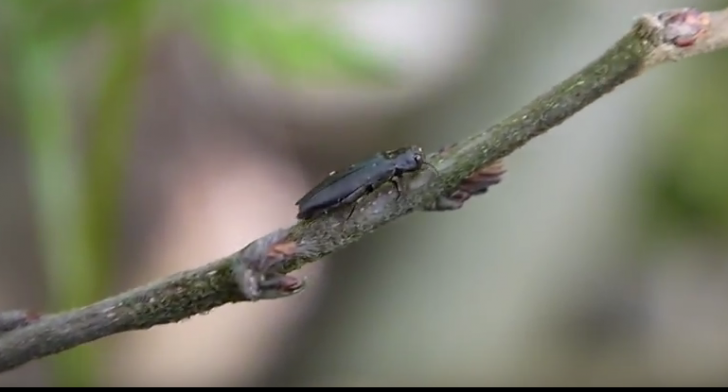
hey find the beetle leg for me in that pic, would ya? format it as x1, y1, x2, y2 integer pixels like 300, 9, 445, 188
336, 185, 370, 221
345, 202, 358, 221
389, 177, 403, 200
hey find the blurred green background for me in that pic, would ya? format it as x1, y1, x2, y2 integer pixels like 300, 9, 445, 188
2, 0, 728, 387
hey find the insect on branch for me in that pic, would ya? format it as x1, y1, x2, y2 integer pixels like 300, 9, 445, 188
0, 6, 726, 375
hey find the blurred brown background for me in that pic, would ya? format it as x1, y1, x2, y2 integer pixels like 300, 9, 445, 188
2, 0, 728, 387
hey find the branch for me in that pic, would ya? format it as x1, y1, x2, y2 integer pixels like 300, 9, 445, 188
0, 7, 724, 374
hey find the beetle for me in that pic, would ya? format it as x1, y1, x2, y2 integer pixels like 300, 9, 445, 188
295, 145, 433, 220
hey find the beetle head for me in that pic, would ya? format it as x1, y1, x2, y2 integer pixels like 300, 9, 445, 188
392, 146, 424, 171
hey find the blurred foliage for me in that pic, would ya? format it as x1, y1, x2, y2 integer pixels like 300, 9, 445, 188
0, 0, 386, 386
642, 30, 728, 239
194, 0, 390, 82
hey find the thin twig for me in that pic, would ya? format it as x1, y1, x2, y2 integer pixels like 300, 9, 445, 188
0, 6, 725, 374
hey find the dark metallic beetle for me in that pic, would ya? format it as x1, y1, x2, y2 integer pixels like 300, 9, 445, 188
296, 146, 431, 220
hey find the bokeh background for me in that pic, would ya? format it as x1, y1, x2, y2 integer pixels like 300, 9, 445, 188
1, 0, 728, 387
